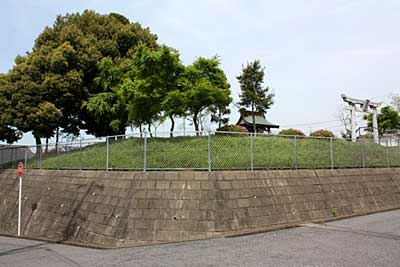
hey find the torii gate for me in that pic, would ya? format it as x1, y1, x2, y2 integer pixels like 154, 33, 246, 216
341, 94, 382, 143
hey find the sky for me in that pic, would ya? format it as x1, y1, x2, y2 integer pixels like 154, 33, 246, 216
1, 0, 399, 144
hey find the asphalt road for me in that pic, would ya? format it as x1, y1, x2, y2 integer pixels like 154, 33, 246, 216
1, 210, 400, 267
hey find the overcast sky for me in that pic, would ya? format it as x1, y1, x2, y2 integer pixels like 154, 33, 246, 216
1, 0, 399, 143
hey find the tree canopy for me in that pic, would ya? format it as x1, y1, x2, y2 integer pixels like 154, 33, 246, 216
1, 10, 158, 143
183, 57, 232, 133
364, 106, 400, 134
0, 10, 234, 144
0, 74, 21, 143
83, 57, 127, 137
237, 60, 274, 133
121, 45, 185, 134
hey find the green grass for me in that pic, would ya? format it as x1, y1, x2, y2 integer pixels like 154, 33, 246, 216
18, 134, 400, 170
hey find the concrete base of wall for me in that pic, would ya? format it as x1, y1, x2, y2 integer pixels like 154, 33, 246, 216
1, 168, 399, 248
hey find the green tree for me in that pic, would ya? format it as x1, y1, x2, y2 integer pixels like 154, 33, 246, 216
162, 90, 187, 137
83, 57, 127, 137
0, 74, 22, 143
237, 60, 274, 133
210, 106, 230, 129
6, 56, 47, 145
122, 45, 185, 135
29, 102, 62, 152
1, 10, 158, 144
364, 106, 400, 134
183, 57, 231, 133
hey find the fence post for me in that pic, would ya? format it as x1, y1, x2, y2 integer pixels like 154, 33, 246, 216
106, 136, 109, 171
293, 136, 298, 169
208, 131, 212, 172
386, 138, 390, 168
57, 143, 60, 170
143, 131, 147, 172
398, 138, 400, 167
361, 139, 365, 168
79, 139, 82, 170
330, 137, 334, 170
250, 133, 254, 171
11, 148, 15, 167
24, 149, 28, 170
39, 144, 42, 170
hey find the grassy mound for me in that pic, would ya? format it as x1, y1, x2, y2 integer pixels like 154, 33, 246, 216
26, 134, 400, 170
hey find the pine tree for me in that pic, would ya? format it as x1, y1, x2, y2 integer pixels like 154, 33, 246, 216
237, 60, 274, 133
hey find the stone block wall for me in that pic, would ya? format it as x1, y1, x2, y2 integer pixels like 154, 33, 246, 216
0, 168, 399, 247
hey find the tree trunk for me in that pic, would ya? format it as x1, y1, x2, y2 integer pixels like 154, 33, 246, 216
193, 112, 200, 136
148, 123, 152, 137
45, 138, 49, 153
139, 123, 142, 138
252, 103, 256, 135
199, 115, 204, 132
218, 111, 222, 129
170, 115, 175, 138
34, 136, 42, 156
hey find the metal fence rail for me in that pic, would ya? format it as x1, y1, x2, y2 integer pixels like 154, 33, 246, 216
1, 131, 399, 171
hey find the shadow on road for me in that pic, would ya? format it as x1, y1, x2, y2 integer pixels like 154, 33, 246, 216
0, 242, 47, 257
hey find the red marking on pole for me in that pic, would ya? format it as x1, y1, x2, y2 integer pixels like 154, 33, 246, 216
17, 162, 23, 177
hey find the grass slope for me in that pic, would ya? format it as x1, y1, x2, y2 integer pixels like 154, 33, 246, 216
26, 135, 400, 170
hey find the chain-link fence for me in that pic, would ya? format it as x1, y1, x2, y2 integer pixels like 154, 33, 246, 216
1, 131, 400, 171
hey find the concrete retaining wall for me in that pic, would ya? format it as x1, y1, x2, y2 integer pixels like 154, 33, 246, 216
0, 168, 399, 247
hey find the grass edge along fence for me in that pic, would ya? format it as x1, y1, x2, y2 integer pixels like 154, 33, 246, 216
0, 131, 399, 171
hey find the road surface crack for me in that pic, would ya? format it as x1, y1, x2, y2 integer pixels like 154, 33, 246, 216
300, 223, 400, 241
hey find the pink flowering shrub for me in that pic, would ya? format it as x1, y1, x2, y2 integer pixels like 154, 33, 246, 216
217, 125, 249, 133
310, 129, 335, 138
279, 128, 305, 136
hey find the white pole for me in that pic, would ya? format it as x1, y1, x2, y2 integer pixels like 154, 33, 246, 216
18, 175, 22, 237
351, 105, 356, 142
372, 108, 379, 144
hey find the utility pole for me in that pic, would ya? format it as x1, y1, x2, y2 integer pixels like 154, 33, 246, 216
341, 94, 382, 143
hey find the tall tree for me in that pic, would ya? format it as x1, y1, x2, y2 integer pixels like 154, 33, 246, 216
83, 57, 127, 137
162, 90, 187, 137
0, 10, 158, 144
364, 106, 400, 134
237, 60, 274, 133
0, 74, 22, 143
122, 45, 185, 135
183, 56, 231, 133
29, 102, 62, 152
211, 106, 230, 129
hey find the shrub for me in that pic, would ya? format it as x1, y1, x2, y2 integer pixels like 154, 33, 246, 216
310, 129, 335, 138
217, 125, 248, 133
279, 128, 305, 136
357, 133, 373, 140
